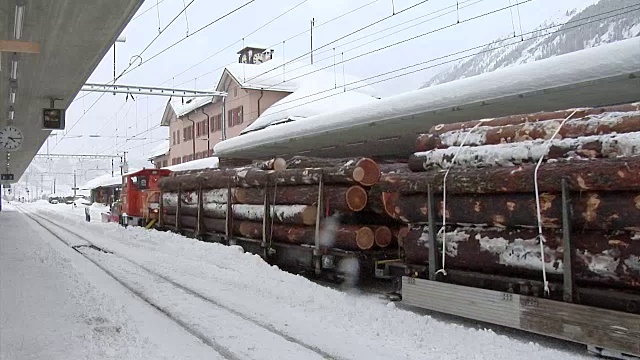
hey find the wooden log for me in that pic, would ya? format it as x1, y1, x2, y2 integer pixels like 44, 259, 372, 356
416, 112, 640, 151
427, 103, 640, 136
159, 166, 370, 191
254, 158, 287, 171
237, 221, 375, 251
409, 132, 640, 171
401, 225, 640, 290
284, 156, 381, 186
378, 163, 412, 174
373, 226, 393, 248
168, 203, 317, 225
235, 185, 368, 212
376, 157, 640, 195
384, 191, 640, 231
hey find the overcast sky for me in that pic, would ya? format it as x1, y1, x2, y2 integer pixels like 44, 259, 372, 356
42, 0, 600, 170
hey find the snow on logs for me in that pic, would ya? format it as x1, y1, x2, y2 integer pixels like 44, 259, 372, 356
409, 131, 640, 171
399, 225, 640, 290
415, 111, 640, 151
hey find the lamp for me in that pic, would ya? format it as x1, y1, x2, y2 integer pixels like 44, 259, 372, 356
9, 80, 17, 104
14, 1, 26, 40
8, 106, 15, 121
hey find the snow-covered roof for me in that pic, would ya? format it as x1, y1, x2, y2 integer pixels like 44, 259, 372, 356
147, 142, 170, 160
214, 37, 640, 159
170, 95, 214, 118
81, 173, 122, 190
242, 84, 379, 134
163, 157, 219, 172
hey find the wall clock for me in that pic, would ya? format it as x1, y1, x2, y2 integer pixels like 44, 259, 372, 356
0, 125, 24, 151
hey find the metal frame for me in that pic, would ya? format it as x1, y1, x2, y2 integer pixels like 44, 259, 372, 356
313, 173, 325, 275
561, 178, 575, 302
176, 184, 182, 232
427, 184, 438, 280
402, 277, 640, 358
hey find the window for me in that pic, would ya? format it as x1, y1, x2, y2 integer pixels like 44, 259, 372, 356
162, 160, 168, 167
156, 162, 161, 169
236, 106, 243, 125
189, 154, 194, 161
216, 114, 222, 131
172, 131, 176, 145
234, 88, 238, 97
182, 155, 188, 163
210, 117, 215, 132
228, 109, 234, 127
177, 130, 180, 144
196, 122, 201, 137
209, 149, 214, 157
203, 120, 208, 134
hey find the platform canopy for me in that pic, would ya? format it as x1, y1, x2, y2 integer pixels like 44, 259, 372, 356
0, 0, 144, 183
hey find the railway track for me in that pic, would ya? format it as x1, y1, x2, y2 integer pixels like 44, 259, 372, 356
16, 205, 341, 360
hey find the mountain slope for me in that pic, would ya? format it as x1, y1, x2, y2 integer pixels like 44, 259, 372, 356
422, 0, 640, 88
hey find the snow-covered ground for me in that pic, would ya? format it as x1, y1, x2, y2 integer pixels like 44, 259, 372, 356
1, 199, 591, 360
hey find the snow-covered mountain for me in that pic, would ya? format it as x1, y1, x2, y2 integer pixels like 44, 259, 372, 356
422, 0, 640, 88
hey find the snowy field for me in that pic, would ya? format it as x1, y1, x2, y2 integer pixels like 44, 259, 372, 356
1, 199, 590, 360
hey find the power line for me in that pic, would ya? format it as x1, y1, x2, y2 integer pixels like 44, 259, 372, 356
241, 3, 640, 124
131, 0, 171, 22
242, 0, 430, 84
116, 0, 257, 81
252, 0, 533, 93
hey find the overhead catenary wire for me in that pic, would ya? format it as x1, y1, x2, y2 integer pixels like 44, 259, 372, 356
241, 3, 640, 121
251, 0, 533, 94
242, 0, 431, 84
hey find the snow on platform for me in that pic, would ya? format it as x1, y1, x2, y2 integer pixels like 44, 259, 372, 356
0, 202, 222, 359
3, 201, 591, 359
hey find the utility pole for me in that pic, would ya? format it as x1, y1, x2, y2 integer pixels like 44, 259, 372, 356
113, 36, 127, 95
73, 170, 77, 198
53, 177, 56, 194
111, 158, 114, 176
310, 18, 315, 65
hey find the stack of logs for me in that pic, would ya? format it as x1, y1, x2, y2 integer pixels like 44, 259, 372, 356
370, 103, 640, 290
158, 156, 406, 252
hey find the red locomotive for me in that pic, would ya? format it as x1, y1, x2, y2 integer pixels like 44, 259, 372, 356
120, 168, 172, 226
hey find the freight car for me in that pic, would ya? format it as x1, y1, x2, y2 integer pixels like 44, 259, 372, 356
118, 104, 640, 359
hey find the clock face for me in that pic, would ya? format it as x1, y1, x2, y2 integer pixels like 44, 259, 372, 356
0, 125, 24, 151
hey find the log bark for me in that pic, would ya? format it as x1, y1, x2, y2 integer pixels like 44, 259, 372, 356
159, 166, 372, 191
166, 204, 317, 225
384, 191, 640, 231
401, 225, 640, 290
376, 157, 640, 195
284, 156, 381, 186
235, 185, 368, 212
427, 103, 640, 136
378, 163, 412, 174
237, 221, 375, 251
416, 112, 640, 151
409, 132, 640, 171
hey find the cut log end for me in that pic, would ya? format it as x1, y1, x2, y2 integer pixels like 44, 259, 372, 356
354, 158, 381, 186
355, 226, 375, 250
301, 206, 318, 226
396, 226, 410, 247
272, 157, 287, 171
374, 226, 393, 248
345, 186, 368, 212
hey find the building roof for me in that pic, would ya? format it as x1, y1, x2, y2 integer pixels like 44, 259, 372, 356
163, 157, 219, 172
81, 173, 122, 190
147, 142, 170, 161
241, 80, 379, 134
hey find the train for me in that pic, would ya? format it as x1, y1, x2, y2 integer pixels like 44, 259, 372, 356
102, 102, 640, 359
